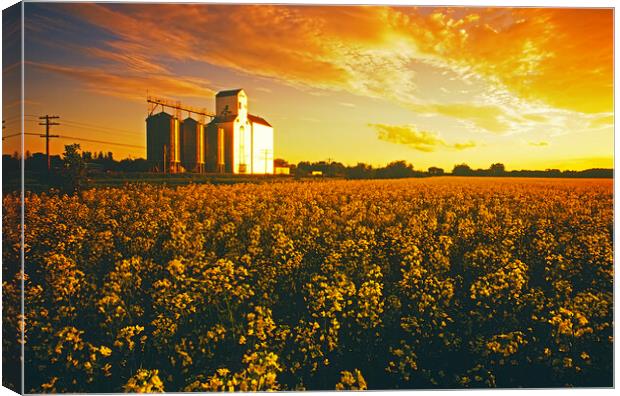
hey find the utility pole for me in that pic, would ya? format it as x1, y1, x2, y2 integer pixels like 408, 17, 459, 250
260, 149, 272, 174
38, 115, 60, 171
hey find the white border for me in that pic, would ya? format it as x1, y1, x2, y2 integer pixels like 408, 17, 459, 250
0, 1, 616, 396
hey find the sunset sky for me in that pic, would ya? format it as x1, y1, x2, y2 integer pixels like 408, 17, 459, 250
3, 2, 614, 170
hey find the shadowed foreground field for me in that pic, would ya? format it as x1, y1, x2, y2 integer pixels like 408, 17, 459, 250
2, 178, 613, 392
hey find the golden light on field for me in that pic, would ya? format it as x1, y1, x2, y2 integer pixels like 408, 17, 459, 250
3, 4, 613, 170
4, 178, 613, 391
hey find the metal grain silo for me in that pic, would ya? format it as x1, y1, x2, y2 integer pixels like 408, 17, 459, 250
181, 117, 205, 173
146, 111, 181, 173
205, 121, 226, 173
170, 117, 181, 173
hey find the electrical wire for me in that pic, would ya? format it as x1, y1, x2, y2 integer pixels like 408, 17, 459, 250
55, 135, 144, 149
2, 132, 144, 149
62, 119, 140, 136
2, 132, 40, 139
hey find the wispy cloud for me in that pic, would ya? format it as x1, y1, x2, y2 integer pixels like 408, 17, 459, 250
28, 4, 612, 138
395, 7, 612, 114
425, 102, 509, 134
588, 114, 614, 128
27, 61, 214, 101
453, 141, 477, 150
370, 123, 477, 152
82, 44, 169, 74
529, 141, 549, 147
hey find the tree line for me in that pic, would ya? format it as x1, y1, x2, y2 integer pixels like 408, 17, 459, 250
285, 160, 612, 179
3, 149, 152, 173
3, 150, 613, 181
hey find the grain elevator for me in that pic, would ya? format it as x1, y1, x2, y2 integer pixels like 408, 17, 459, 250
181, 117, 205, 173
146, 90, 273, 174
146, 111, 181, 173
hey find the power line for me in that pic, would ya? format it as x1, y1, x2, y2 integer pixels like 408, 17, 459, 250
4, 113, 146, 153
61, 122, 139, 139
2, 114, 37, 122
62, 118, 139, 136
3, 132, 144, 149
2, 115, 21, 123
2, 132, 22, 140
4, 132, 55, 138
17, 117, 140, 138
39, 115, 60, 171
260, 148, 273, 174
57, 135, 144, 149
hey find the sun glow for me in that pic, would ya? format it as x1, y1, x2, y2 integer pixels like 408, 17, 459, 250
3, 4, 612, 170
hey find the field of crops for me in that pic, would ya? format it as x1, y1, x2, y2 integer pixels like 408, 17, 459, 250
2, 177, 613, 392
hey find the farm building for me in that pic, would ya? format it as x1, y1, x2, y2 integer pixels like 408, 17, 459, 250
146, 111, 181, 173
146, 89, 274, 174
180, 117, 205, 173
205, 89, 274, 174
274, 166, 291, 175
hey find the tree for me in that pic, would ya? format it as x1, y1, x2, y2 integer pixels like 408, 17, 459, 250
452, 163, 472, 176
3, 154, 19, 172
377, 160, 416, 179
62, 144, 87, 194
489, 163, 506, 175
327, 161, 346, 177
347, 163, 374, 179
428, 166, 444, 176
274, 158, 288, 167
295, 161, 312, 177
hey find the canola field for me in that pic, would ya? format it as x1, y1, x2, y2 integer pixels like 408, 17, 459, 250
2, 177, 613, 392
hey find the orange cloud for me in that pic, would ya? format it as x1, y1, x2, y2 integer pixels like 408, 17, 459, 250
370, 123, 476, 152
60, 3, 352, 90
83, 44, 169, 74
392, 7, 612, 114
27, 61, 214, 101
30, 4, 612, 137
